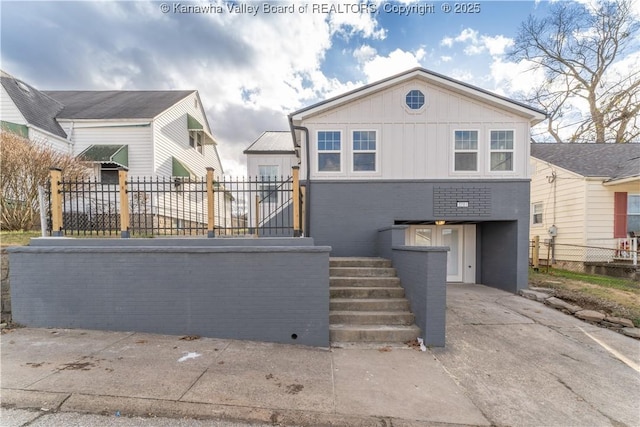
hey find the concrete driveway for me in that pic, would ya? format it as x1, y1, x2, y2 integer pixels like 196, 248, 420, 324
435, 283, 640, 427
1, 283, 639, 426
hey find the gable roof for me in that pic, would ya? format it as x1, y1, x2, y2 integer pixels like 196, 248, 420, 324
531, 143, 640, 181
1, 71, 67, 138
244, 131, 296, 154
43, 90, 195, 120
289, 67, 547, 124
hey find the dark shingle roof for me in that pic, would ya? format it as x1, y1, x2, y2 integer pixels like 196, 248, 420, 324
531, 143, 640, 181
1, 73, 67, 138
244, 131, 295, 154
43, 90, 194, 120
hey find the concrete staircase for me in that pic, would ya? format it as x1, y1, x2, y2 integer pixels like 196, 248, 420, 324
329, 257, 420, 344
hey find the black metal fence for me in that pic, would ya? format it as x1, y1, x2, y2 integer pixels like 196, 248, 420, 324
45, 174, 299, 237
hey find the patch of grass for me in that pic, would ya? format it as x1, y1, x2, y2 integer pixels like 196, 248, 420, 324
530, 268, 640, 327
532, 268, 639, 292
0, 231, 41, 247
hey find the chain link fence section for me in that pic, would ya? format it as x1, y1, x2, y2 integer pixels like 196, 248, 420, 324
530, 238, 639, 273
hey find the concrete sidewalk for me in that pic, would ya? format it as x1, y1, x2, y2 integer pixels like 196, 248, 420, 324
2, 284, 639, 426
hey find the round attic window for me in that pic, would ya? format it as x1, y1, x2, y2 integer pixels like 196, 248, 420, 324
405, 90, 425, 110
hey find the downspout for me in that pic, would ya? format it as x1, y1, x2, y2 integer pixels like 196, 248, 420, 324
66, 121, 74, 155
291, 124, 311, 237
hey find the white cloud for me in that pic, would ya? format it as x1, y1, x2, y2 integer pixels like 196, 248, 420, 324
353, 45, 377, 63
490, 58, 546, 95
358, 48, 425, 82
481, 35, 515, 56
456, 28, 479, 43
440, 37, 454, 48
440, 56, 453, 63
441, 28, 514, 57
328, 7, 386, 40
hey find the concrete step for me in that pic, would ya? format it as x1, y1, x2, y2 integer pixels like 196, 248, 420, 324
330, 277, 401, 288
330, 287, 405, 299
330, 324, 421, 343
330, 311, 415, 326
330, 298, 411, 311
330, 267, 397, 277
329, 257, 392, 268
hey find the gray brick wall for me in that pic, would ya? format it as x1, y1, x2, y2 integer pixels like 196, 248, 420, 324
433, 186, 491, 217
9, 241, 330, 347
391, 246, 448, 347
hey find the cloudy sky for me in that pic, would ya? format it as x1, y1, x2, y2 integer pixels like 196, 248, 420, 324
1, 0, 636, 175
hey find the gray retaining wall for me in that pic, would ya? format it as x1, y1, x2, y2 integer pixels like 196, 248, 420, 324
390, 246, 448, 347
9, 238, 330, 347
1, 247, 10, 322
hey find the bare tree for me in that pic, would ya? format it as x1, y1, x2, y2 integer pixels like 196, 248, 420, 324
0, 131, 88, 231
510, 0, 639, 143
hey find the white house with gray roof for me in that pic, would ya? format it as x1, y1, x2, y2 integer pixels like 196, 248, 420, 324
1, 70, 71, 153
530, 143, 640, 265
1, 70, 224, 181
244, 131, 298, 178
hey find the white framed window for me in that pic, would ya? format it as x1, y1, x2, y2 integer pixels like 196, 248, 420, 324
317, 131, 341, 172
453, 130, 478, 172
405, 90, 425, 110
532, 202, 543, 225
189, 131, 203, 154
258, 165, 279, 203
628, 194, 640, 235
490, 130, 514, 171
352, 130, 377, 172
100, 166, 119, 184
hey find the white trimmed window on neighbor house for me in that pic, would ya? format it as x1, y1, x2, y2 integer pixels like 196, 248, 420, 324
258, 165, 279, 203
100, 165, 120, 184
628, 194, 640, 235
189, 130, 203, 154
532, 202, 543, 225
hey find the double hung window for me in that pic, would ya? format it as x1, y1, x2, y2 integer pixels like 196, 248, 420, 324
532, 203, 543, 225
189, 131, 203, 154
454, 130, 478, 171
352, 131, 376, 172
490, 130, 514, 171
317, 131, 341, 172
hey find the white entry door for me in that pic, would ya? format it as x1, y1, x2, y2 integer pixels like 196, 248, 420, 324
411, 225, 464, 282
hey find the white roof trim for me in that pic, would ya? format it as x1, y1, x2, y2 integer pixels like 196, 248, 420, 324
290, 68, 546, 124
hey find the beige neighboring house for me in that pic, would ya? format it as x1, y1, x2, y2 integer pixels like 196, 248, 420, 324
530, 143, 640, 266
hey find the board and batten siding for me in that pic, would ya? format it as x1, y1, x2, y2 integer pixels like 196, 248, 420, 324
530, 158, 586, 250
153, 92, 223, 178
299, 79, 532, 180
68, 122, 153, 176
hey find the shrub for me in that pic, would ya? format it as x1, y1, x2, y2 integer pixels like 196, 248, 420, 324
0, 131, 88, 231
